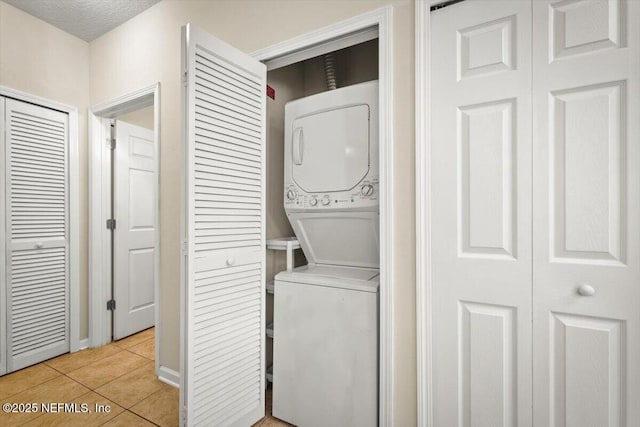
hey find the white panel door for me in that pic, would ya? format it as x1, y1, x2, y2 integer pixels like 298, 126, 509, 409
181, 23, 266, 427
430, 2, 532, 426
4, 98, 69, 372
113, 120, 156, 340
532, 1, 640, 425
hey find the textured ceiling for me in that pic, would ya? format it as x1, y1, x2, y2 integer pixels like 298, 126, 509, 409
3, 0, 161, 42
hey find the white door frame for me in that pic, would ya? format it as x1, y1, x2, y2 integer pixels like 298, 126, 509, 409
415, 0, 432, 426
251, 6, 394, 425
88, 83, 161, 373
0, 85, 82, 353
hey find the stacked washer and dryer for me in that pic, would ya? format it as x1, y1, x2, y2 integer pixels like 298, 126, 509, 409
272, 80, 380, 427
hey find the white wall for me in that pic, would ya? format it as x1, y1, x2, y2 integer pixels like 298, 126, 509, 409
0, 1, 91, 340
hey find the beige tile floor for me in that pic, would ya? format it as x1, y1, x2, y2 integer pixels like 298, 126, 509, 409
0, 327, 178, 427
1, 327, 293, 427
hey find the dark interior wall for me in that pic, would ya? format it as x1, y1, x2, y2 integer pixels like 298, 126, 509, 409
303, 39, 379, 96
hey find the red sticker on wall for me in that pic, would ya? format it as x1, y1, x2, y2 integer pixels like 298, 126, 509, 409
266, 85, 275, 100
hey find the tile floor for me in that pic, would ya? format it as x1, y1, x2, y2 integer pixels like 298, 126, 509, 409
0, 327, 179, 427
1, 328, 292, 427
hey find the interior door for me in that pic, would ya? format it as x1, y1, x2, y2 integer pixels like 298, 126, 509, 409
532, 1, 640, 425
113, 120, 157, 340
430, 1, 533, 426
181, 23, 266, 427
4, 98, 69, 372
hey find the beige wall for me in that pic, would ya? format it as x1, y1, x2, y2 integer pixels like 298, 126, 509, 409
264, 63, 305, 366
116, 105, 154, 130
265, 64, 304, 284
88, 0, 415, 423
0, 1, 91, 340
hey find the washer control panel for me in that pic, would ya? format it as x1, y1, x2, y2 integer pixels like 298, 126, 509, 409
284, 178, 379, 211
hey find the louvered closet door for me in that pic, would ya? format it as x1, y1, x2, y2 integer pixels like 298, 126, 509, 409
4, 98, 69, 372
182, 24, 266, 427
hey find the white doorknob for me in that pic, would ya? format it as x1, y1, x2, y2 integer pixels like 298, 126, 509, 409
35, 242, 44, 249
226, 258, 236, 266
577, 284, 596, 296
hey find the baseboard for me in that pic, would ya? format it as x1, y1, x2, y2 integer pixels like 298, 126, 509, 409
71, 338, 89, 353
158, 366, 180, 388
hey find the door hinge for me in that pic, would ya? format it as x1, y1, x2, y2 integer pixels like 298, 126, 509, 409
182, 70, 188, 87
106, 299, 116, 311
106, 219, 116, 230
106, 137, 116, 150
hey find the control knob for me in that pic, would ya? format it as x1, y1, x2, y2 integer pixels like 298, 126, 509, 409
321, 198, 331, 206
361, 184, 374, 196
309, 198, 318, 207
286, 189, 297, 200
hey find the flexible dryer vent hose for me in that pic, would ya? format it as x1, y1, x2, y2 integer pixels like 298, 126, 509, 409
323, 53, 337, 90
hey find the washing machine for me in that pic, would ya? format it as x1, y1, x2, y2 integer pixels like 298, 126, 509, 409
273, 80, 379, 426
273, 265, 379, 427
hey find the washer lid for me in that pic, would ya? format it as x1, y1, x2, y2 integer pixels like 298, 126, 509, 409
287, 211, 379, 269
275, 264, 379, 293
291, 104, 370, 193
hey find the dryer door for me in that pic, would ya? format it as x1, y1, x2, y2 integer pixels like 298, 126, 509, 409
292, 104, 370, 193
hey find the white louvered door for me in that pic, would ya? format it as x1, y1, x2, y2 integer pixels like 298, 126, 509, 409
181, 24, 266, 427
0, 97, 5, 376
3, 97, 69, 372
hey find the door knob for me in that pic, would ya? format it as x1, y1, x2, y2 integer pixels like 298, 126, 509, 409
226, 258, 236, 266
577, 284, 596, 297
35, 242, 44, 249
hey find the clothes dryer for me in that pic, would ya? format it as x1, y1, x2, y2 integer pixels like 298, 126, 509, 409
283, 80, 379, 268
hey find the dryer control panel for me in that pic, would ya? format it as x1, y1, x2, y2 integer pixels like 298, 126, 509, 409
284, 178, 379, 211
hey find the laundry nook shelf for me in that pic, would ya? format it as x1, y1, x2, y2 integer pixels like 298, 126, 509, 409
266, 237, 300, 272
266, 322, 274, 339
266, 237, 300, 387
266, 281, 275, 294
266, 365, 273, 383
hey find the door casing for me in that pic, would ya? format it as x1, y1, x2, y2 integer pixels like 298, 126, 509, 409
88, 83, 164, 380
415, 1, 433, 424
